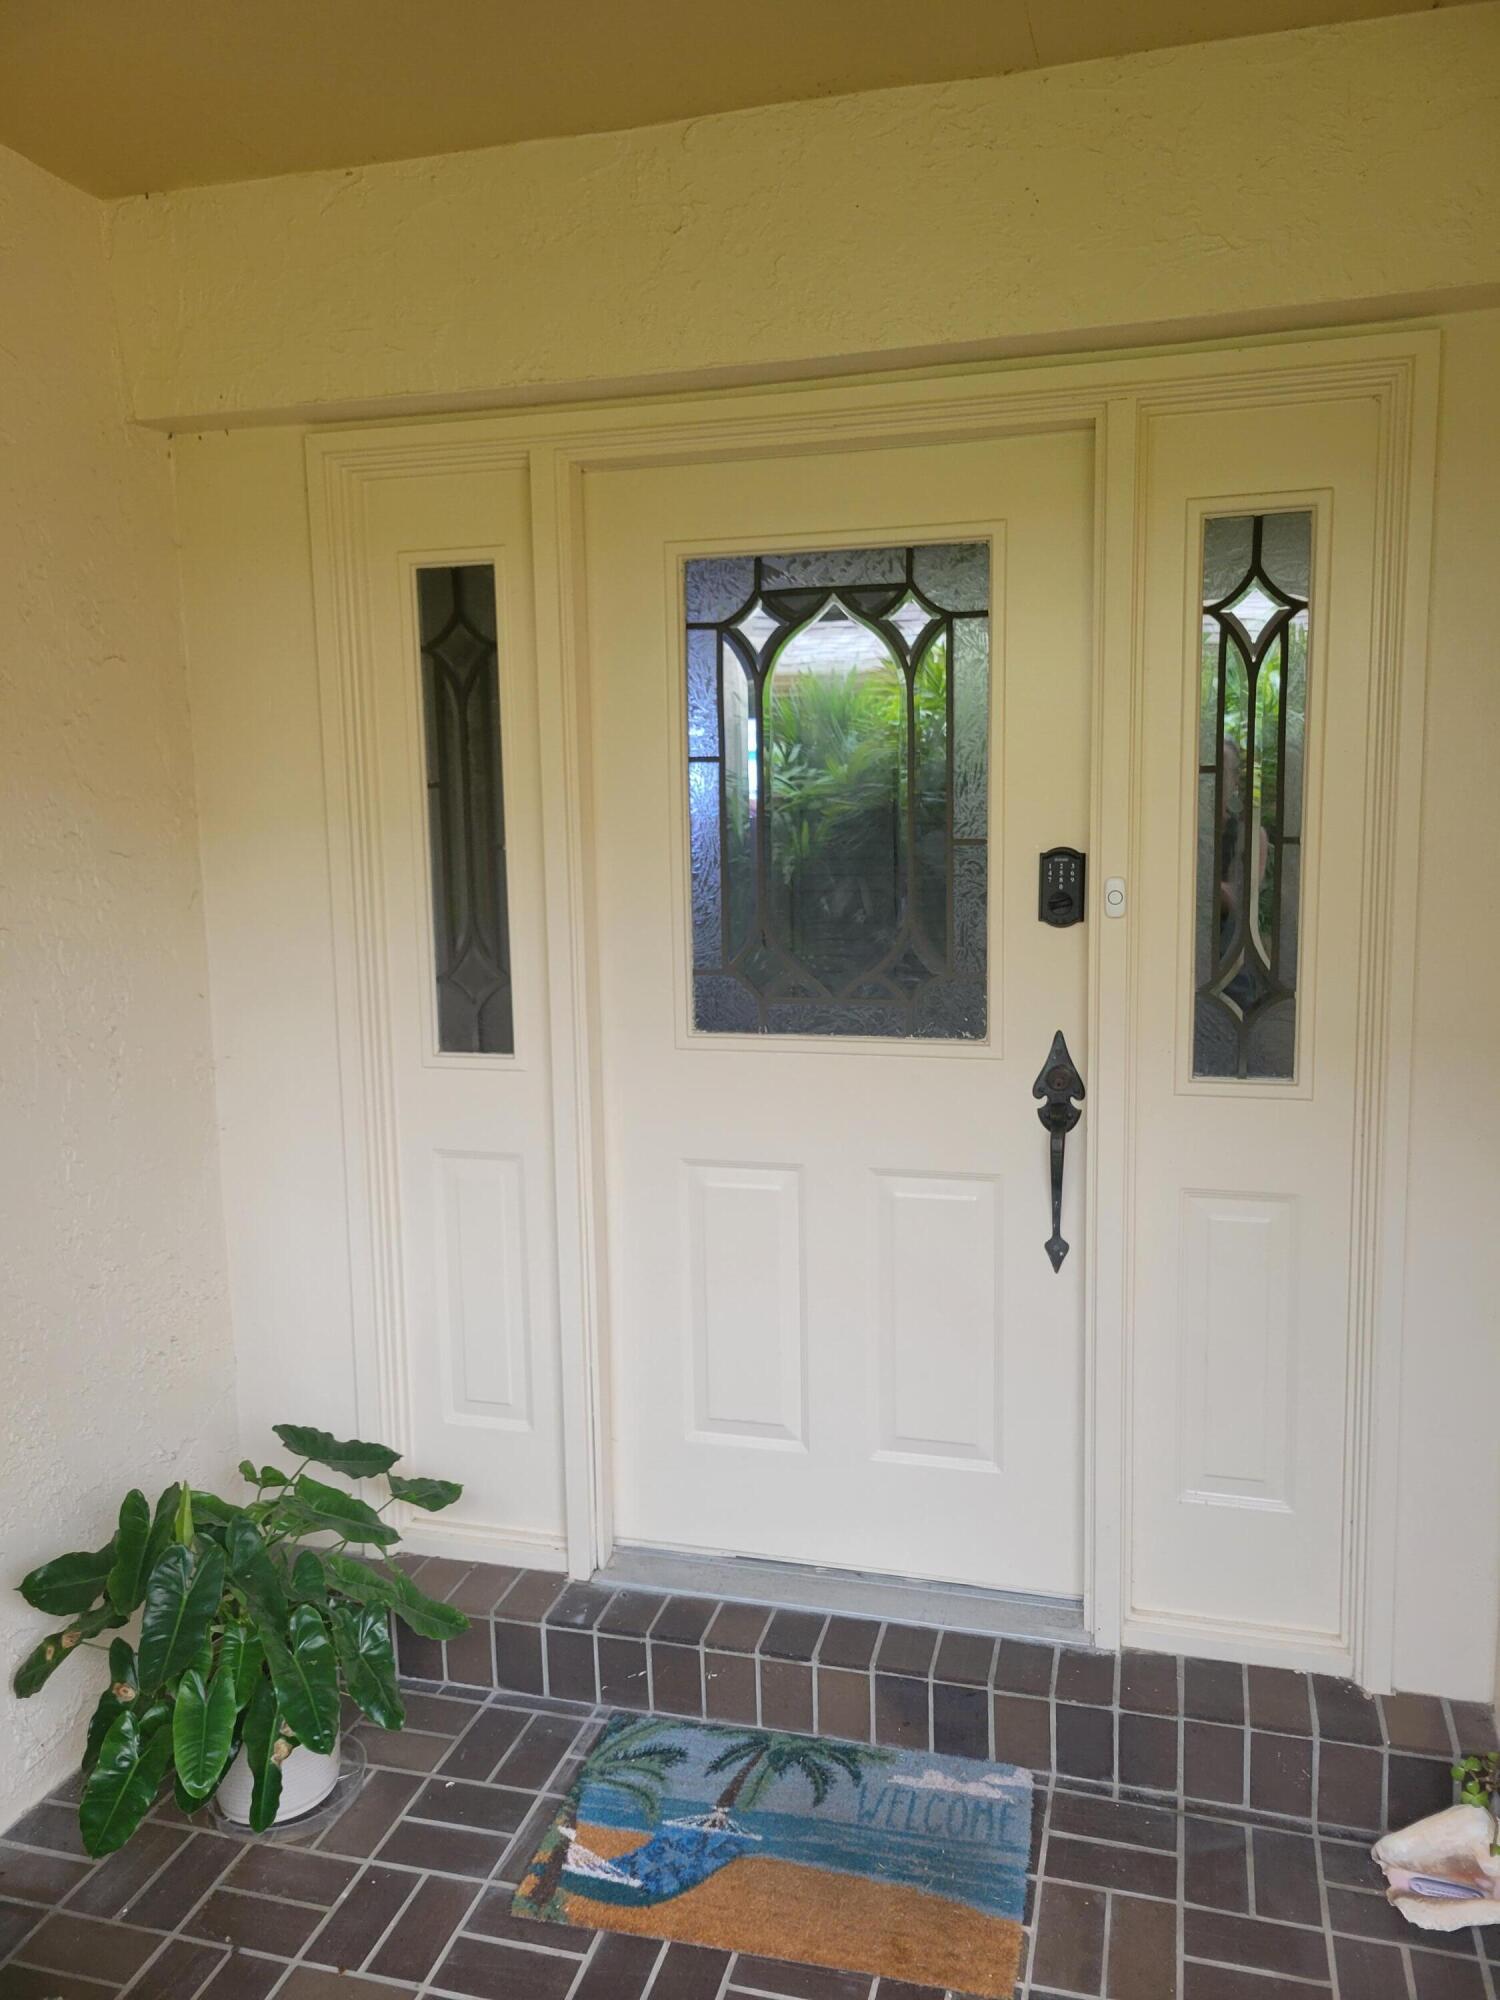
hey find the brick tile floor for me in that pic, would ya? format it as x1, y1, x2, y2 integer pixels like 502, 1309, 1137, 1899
387, 1565, 1490, 1842
3, 1680, 1498, 2000
3, 1567, 1496, 2000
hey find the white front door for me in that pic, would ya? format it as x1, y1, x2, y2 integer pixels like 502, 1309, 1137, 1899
584, 432, 1094, 1596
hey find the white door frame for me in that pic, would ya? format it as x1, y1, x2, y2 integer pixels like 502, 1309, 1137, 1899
306, 325, 1437, 1688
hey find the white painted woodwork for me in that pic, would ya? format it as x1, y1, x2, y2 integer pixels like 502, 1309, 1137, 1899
583, 432, 1093, 1595
294, 331, 1438, 1675
347, 464, 567, 1551
434, 1152, 531, 1424
876, 1174, 1003, 1467
1176, 1192, 1296, 1507
686, 1164, 805, 1446
1128, 398, 1383, 1664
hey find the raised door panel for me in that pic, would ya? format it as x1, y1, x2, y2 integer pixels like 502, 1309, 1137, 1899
434, 1151, 533, 1428
685, 1162, 805, 1448
875, 1173, 1002, 1468
1176, 1191, 1296, 1509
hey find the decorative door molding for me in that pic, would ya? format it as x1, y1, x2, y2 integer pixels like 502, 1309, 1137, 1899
306, 326, 1438, 1687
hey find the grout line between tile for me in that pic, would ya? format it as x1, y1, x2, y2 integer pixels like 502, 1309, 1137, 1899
86, 1818, 255, 2000
1175, 1701, 1187, 2000
1314, 1820, 1344, 2000
57, 1813, 195, 1928
1475, 1927, 1500, 2000
1099, 1884, 1114, 1996
195, 1881, 333, 1914
1019, 1772, 1053, 2000
347, 1864, 425, 1977
20, 1910, 216, 2000
635, 1936, 672, 1997
1439, 1696, 1461, 1764
560, 1928, 606, 1999
175, 1939, 232, 2000
1003, 1988, 1094, 2000
707, 1943, 738, 2000
1380, 1733, 1391, 1834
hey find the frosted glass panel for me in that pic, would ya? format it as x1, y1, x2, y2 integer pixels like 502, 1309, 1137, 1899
685, 542, 990, 1040
1193, 510, 1311, 1080
417, 565, 514, 1054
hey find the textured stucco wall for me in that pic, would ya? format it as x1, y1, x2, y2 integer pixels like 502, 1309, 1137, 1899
0, 141, 237, 1810
106, 6, 1500, 427
171, 427, 361, 1465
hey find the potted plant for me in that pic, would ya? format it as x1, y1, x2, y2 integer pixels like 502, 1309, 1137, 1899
13, 1423, 469, 1854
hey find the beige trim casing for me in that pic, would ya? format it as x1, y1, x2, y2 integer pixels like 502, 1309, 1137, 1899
305, 327, 1437, 1690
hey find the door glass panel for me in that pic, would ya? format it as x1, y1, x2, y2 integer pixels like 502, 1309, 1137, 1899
1193, 510, 1311, 1080
416, 564, 514, 1054
685, 542, 990, 1039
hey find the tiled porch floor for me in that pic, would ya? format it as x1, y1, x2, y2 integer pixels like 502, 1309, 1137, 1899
3, 1682, 1499, 2000
3, 1561, 1497, 2000
391, 1561, 1496, 1844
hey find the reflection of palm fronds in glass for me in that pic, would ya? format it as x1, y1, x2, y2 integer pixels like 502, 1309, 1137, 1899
1201, 621, 1306, 936
763, 637, 946, 888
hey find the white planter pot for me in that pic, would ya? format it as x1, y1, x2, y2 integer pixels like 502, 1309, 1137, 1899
217, 1734, 342, 1828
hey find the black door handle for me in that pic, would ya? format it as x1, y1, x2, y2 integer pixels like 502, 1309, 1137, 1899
1032, 1030, 1085, 1272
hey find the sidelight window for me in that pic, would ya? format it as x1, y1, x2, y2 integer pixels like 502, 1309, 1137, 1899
416, 564, 514, 1055
1193, 510, 1311, 1081
685, 542, 991, 1039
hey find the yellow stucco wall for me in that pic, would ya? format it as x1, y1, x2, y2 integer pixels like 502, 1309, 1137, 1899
108, 6, 1500, 426
0, 141, 238, 1809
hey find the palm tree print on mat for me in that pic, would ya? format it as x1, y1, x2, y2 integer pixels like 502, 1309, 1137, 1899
514, 1715, 1033, 1998
517, 1719, 891, 1914
704, 1728, 885, 1815
522, 1718, 690, 1913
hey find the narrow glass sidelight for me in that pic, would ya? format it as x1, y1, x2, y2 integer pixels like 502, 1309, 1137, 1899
416, 564, 514, 1054
1193, 510, 1312, 1080
684, 542, 991, 1039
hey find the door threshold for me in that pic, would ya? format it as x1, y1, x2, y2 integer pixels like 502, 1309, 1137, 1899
599, 1544, 1088, 1644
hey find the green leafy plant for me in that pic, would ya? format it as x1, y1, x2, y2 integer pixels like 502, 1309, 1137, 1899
1199, 619, 1306, 939
1454, 1751, 1500, 1855
13, 1423, 468, 1855
725, 633, 951, 984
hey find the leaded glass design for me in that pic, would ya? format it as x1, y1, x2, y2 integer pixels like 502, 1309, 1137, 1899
685, 542, 990, 1039
1193, 510, 1311, 1080
417, 565, 514, 1054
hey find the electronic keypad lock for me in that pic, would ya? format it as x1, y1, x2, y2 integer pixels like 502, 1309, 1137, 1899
1038, 847, 1086, 927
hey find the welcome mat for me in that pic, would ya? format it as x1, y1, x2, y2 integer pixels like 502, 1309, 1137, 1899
513, 1714, 1033, 1997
